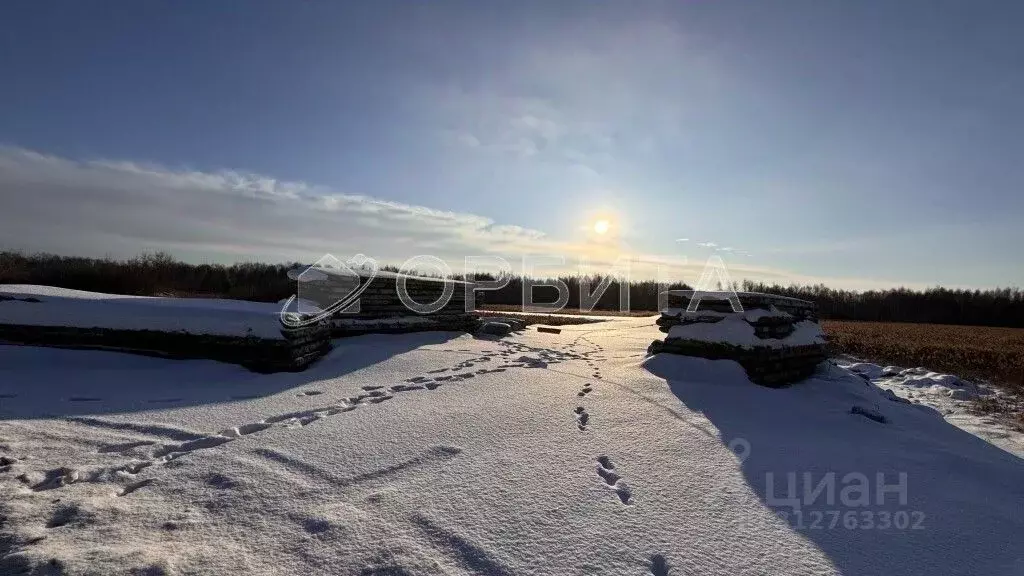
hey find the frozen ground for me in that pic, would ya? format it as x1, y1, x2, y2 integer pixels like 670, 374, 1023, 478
1, 316, 1023, 575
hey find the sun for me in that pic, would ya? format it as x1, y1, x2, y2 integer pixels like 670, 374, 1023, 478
593, 219, 610, 235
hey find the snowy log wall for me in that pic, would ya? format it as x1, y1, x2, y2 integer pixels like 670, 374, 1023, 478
648, 339, 827, 386
0, 287, 334, 373
0, 275, 481, 373
651, 291, 827, 387
299, 274, 480, 336
0, 321, 332, 373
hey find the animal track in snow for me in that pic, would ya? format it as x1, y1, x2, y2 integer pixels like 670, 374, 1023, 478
21, 467, 81, 492
98, 441, 155, 454
574, 407, 590, 431
46, 503, 82, 528
596, 456, 633, 505
119, 478, 156, 496
650, 554, 670, 576
205, 472, 239, 489
221, 422, 272, 437
596, 465, 620, 485
390, 384, 425, 393
152, 435, 232, 459
30, 347, 520, 496
299, 517, 333, 535
121, 461, 153, 474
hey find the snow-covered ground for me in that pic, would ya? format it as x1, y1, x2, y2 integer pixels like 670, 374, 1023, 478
2, 316, 1023, 575
837, 358, 1024, 459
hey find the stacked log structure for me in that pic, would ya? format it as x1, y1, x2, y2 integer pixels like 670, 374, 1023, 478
296, 271, 480, 336
0, 291, 332, 373
650, 291, 827, 387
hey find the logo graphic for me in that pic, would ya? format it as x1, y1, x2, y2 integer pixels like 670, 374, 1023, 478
280, 253, 378, 327
686, 255, 744, 313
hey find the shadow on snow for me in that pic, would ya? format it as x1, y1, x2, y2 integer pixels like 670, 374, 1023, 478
644, 354, 1024, 576
0, 331, 464, 421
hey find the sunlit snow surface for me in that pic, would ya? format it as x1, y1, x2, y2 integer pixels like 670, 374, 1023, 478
1, 317, 1022, 575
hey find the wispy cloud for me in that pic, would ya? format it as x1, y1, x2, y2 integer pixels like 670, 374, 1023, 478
696, 241, 718, 248
0, 147, 920, 289
675, 238, 689, 242
0, 146, 564, 265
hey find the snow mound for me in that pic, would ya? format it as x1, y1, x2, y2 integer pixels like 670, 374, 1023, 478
845, 362, 886, 379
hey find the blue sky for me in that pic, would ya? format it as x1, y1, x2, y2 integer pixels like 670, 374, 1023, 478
1, 1, 1022, 289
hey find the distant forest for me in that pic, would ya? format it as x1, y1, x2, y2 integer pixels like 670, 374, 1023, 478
3, 251, 1024, 329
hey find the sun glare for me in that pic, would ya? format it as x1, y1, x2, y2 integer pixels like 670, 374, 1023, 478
593, 219, 610, 235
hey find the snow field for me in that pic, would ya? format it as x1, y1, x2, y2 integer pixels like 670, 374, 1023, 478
0, 316, 1022, 575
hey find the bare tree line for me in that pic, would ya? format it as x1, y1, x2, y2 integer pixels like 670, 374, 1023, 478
3, 252, 1023, 328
